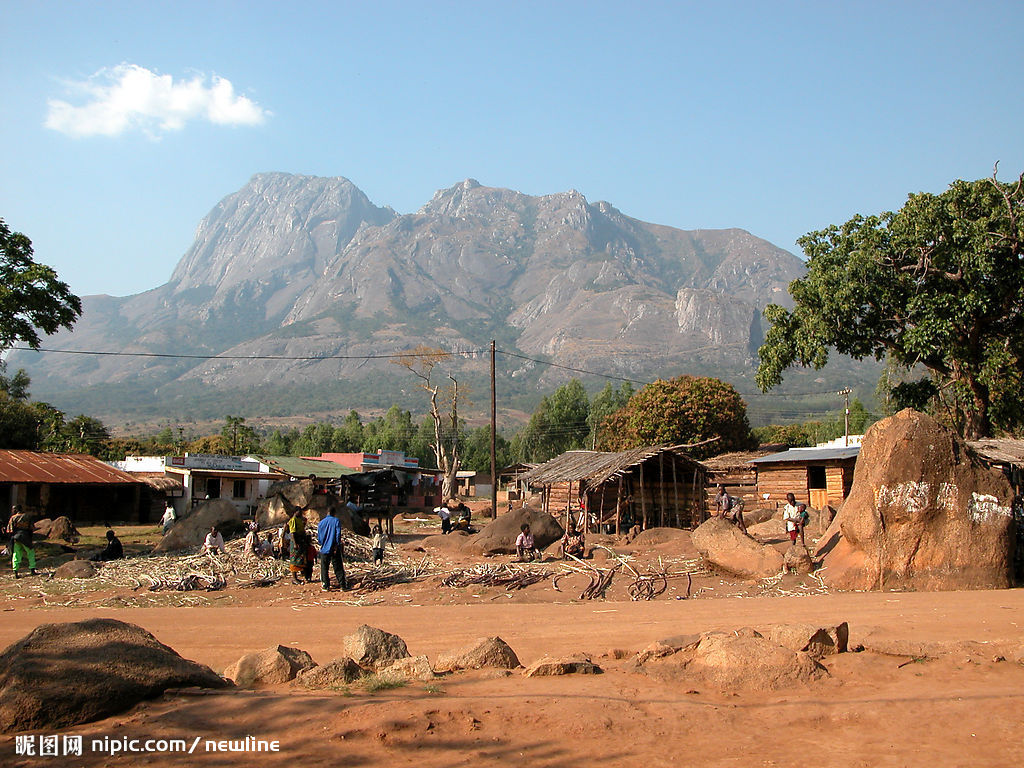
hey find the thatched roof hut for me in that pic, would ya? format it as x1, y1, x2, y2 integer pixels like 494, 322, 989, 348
520, 445, 707, 534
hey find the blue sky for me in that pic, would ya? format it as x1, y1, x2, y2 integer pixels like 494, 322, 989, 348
2, 0, 1022, 298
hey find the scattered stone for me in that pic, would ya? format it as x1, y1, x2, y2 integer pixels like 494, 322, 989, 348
153, 500, 241, 553
379, 655, 435, 683
818, 409, 1015, 591
32, 518, 53, 538
764, 623, 849, 658
783, 546, 815, 574
434, 636, 521, 673
296, 658, 365, 689
607, 648, 633, 660
0, 618, 229, 733
462, 507, 564, 556
224, 645, 316, 688
691, 517, 784, 579
342, 625, 410, 669
54, 560, 97, 579
523, 655, 602, 677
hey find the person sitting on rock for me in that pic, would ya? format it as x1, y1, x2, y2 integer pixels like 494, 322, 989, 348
515, 523, 541, 562
90, 529, 124, 562
202, 525, 226, 556
716, 485, 747, 533
561, 521, 585, 559
783, 492, 808, 547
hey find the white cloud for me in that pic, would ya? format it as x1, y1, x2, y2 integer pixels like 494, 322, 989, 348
45, 64, 270, 138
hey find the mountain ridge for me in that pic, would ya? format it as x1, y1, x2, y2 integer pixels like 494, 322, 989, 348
12, 172, 875, 425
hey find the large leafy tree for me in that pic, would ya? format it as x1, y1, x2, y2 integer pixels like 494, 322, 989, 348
598, 375, 753, 455
516, 378, 590, 461
1, 219, 81, 351
757, 173, 1024, 438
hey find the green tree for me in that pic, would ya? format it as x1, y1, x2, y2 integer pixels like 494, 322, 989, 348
588, 382, 634, 448
599, 375, 753, 456
62, 415, 110, 455
0, 219, 82, 351
221, 415, 261, 454
518, 378, 590, 461
756, 173, 1024, 438
335, 410, 365, 452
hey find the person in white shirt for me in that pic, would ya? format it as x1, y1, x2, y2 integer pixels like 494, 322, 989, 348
435, 505, 452, 535
782, 492, 808, 547
161, 504, 176, 534
515, 523, 540, 562
202, 526, 225, 555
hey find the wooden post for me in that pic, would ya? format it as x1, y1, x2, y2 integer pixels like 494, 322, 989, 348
671, 454, 680, 528
616, 475, 623, 536
597, 485, 605, 535
566, 480, 573, 532
639, 469, 647, 530
659, 452, 667, 528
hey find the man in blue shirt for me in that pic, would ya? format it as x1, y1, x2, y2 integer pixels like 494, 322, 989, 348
317, 507, 347, 591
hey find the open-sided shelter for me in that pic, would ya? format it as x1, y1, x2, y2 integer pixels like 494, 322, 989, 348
519, 446, 707, 534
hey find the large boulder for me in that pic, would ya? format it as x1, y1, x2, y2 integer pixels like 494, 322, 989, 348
32, 518, 53, 538
691, 517, 784, 579
0, 618, 229, 733
224, 645, 316, 688
818, 409, 1015, 591
434, 636, 521, 673
152, 499, 241, 553
48, 516, 80, 542
342, 625, 410, 669
638, 628, 826, 690
54, 560, 97, 579
462, 507, 564, 556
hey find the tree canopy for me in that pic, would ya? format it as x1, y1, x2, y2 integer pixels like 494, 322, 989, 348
756, 173, 1024, 438
598, 375, 753, 455
1, 219, 82, 351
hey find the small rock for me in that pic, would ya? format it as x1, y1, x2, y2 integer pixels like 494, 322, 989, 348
523, 655, 602, 677
296, 658, 364, 689
764, 622, 849, 658
434, 637, 520, 673
54, 560, 96, 579
379, 655, 435, 683
225, 645, 316, 687
783, 546, 815, 575
342, 625, 410, 669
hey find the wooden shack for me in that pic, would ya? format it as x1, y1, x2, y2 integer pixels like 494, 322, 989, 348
749, 446, 859, 510
702, 449, 777, 513
519, 446, 707, 534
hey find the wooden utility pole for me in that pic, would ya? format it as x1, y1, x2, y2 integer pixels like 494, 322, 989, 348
838, 387, 852, 446
490, 340, 497, 518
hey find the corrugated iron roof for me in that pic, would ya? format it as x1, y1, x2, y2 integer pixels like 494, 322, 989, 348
520, 446, 706, 486
968, 438, 1024, 466
0, 450, 141, 485
749, 446, 860, 464
253, 456, 357, 479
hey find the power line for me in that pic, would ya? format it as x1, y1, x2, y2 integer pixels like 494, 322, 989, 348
13, 346, 490, 361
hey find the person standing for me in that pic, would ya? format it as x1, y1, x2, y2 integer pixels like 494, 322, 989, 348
435, 504, 452, 535
783, 492, 808, 548
161, 503, 176, 535
370, 524, 386, 567
7, 505, 37, 578
317, 507, 346, 591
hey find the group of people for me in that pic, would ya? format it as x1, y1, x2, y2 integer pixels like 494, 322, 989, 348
434, 498, 472, 534
715, 485, 809, 546
514, 521, 586, 562
4, 505, 126, 576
